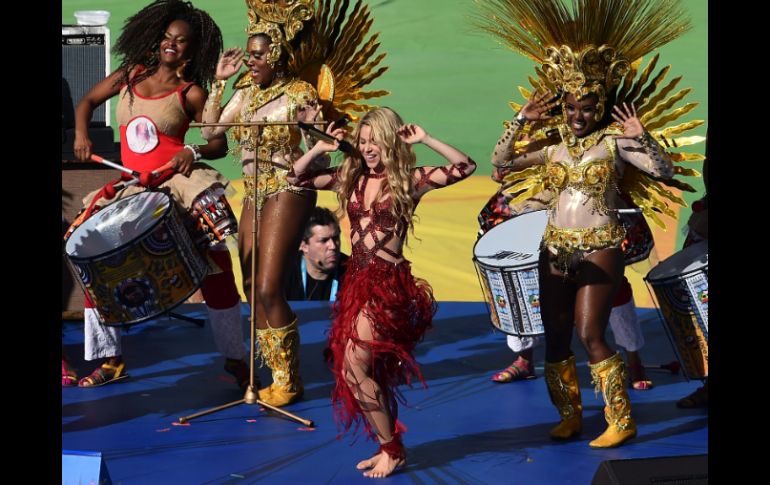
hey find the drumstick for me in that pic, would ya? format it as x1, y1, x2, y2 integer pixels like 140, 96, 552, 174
91, 154, 176, 187
113, 178, 141, 190
615, 208, 643, 214
90, 154, 140, 179
138, 160, 176, 186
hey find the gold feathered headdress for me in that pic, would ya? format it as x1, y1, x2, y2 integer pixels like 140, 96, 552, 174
239, 0, 388, 121
245, 0, 314, 67
475, 0, 691, 118
476, 0, 704, 230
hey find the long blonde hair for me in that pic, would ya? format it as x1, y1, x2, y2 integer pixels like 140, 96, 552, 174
337, 107, 417, 237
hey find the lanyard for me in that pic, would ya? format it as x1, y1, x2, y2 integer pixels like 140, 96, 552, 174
300, 258, 338, 301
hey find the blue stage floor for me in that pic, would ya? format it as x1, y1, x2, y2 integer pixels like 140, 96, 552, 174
62, 302, 707, 484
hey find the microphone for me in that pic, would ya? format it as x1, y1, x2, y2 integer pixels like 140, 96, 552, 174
298, 119, 354, 154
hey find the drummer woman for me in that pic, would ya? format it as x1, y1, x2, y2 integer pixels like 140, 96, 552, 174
69, 0, 248, 389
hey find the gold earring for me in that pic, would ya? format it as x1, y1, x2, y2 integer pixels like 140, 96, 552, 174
176, 59, 188, 79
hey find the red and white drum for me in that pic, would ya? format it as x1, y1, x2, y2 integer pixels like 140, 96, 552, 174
473, 210, 548, 336
646, 240, 708, 380
64, 191, 209, 325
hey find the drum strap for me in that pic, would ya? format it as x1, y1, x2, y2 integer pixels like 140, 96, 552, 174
82, 173, 135, 221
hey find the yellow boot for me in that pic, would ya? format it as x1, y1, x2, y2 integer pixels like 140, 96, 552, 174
256, 318, 303, 407
588, 352, 637, 448
544, 355, 583, 439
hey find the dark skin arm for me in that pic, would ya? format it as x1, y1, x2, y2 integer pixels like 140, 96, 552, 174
176, 85, 228, 176
491, 90, 559, 169
74, 68, 131, 161
74, 66, 227, 176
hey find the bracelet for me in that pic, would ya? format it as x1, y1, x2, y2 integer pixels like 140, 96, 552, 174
209, 79, 227, 105
515, 112, 528, 125
184, 144, 202, 161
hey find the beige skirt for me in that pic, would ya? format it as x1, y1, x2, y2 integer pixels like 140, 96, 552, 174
81, 163, 230, 212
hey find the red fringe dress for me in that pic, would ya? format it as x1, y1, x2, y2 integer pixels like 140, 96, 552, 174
327, 171, 437, 439
293, 160, 476, 440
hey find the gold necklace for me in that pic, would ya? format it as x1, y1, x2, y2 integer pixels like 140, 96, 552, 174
246, 78, 292, 114
559, 124, 607, 160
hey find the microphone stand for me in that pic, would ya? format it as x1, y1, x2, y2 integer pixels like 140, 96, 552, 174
177, 119, 327, 427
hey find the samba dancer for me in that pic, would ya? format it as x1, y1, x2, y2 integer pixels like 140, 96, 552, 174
476, 0, 698, 447
200, 0, 390, 407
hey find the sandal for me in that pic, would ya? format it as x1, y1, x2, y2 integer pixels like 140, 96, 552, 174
676, 383, 708, 408
78, 361, 129, 387
491, 356, 536, 383
224, 359, 254, 391
628, 362, 654, 390
62, 358, 78, 387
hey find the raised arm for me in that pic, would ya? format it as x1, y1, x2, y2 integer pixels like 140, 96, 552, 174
286, 121, 346, 190
201, 48, 246, 140
73, 68, 128, 161
167, 84, 228, 176
491, 90, 559, 170
398, 124, 477, 198
295, 96, 331, 171
612, 103, 673, 179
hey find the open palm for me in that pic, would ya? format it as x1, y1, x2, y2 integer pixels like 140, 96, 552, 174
611, 103, 644, 139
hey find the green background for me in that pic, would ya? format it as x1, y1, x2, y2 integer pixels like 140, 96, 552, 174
63, 0, 707, 244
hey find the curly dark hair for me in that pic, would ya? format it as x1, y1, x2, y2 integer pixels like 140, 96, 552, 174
113, 0, 222, 91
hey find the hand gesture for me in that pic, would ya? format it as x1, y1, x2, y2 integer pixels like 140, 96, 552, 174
611, 103, 644, 139
397, 124, 427, 144
519, 90, 560, 122
74, 131, 93, 161
169, 148, 195, 177
296, 99, 321, 123
215, 47, 244, 81
491, 167, 511, 183
313, 120, 347, 153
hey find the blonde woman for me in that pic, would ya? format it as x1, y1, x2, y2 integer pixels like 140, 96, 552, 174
289, 107, 475, 478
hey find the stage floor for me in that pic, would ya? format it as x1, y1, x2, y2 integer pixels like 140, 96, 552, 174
62, 302, 707, 484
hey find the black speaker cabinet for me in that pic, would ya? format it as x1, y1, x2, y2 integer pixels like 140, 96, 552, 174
62, 25, 114, 158
593, 454, 707, 485
62, 25, 110, 124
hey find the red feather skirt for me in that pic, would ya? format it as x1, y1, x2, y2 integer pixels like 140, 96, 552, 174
327, 256, 437, 440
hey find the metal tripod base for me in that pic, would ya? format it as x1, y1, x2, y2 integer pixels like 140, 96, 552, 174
177, 385, 313, 427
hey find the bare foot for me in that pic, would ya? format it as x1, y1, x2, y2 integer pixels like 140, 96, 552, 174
356, 452, 381, 470
363, 452, 405, 478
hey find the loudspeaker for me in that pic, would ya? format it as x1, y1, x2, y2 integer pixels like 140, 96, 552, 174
62, 450, 112, 485
62, 25, 114, 158
592, 454, 707, 485
62, 25, 110, 125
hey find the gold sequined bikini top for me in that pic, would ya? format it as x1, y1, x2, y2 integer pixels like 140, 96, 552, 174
544, 138, 618, 213
231, 78, 318, 164
545, 158, 613, 196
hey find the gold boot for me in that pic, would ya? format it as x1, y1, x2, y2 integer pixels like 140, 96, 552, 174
588, 352, 637, 448
255, 318, 303, 407
544, 355, 583, 439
